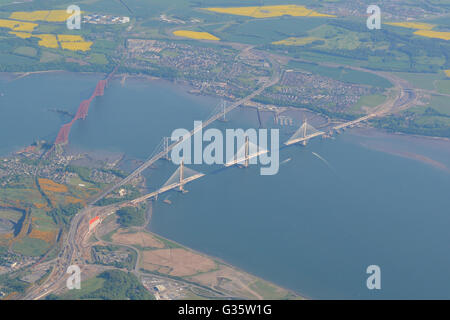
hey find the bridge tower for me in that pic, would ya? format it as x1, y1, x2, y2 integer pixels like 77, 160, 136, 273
225, 136, 267, 167
302, 118, 308, 146
219, 99, 227, 122
163, 137, 171, 161
179, 161, 185, 192
284, 118, 324, 146
244, 136, 249, 168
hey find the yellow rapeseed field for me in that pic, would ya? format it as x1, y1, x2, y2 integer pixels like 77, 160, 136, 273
60, 41, 93, 51
272, 37, 322, 45
413, 30, 450, 41
173, 30, 220, 40
33, 34, 59, 49
0, 18, 38, 31
444, 70, 450, 77
4, 10, 93, 51
10, 10, 72, 22
9, 31, 32, 39
385, 22, 435, 30
45, 10, 73, 22
203, 5, 335, 18
384, 21, 449, 41
10, 10, 49, 21
58, 34, 93, 51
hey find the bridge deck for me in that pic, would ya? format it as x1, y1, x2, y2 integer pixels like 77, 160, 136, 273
285, 113, 378, 146
224, 150, 268, 167
284, 131, 324, 146
130, 173, 205, 204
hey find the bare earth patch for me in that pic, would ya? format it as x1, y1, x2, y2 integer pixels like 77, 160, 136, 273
141, 248, 217, 277
188, 265, 264, 299
112, 229, 165, 248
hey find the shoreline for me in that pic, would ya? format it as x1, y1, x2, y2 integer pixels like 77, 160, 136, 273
141, 184, 307, 299
144, 226, 309, 300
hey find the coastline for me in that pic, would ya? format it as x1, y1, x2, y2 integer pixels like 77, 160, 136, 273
141, 174, 307, 299
144, 227, 308, 300
346, 127, 450, 173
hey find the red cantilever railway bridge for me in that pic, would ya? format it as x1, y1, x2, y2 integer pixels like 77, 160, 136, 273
54, 67, 117, 145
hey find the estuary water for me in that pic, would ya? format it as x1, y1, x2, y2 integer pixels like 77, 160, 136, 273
1, 73, 450, 299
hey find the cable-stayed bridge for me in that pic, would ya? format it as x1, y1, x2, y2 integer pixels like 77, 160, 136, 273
284, 113, 378, 146
284, 119, 324, 146
130, 161, 204, 205
333, 113, 376, 130
225, 136, 268, 167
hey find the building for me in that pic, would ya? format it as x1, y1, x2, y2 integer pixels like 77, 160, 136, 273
89, 216, 101, 232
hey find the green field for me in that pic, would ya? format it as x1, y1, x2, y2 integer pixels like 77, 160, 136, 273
13, 46, 37, 57
288, 60, 393, 88
0, 188, 42, 204
57, 276, 106, 300
435, 80, 450, 94
12, 237, 50, 256
351, 94, 387, 113
30, 208, 58, 232
54, 269, 154, 300
374, 92, 450, 137
201, 17, 330, 45
249, 279, 294, 300
392, 71, 445, 90
426, 95, 450, 115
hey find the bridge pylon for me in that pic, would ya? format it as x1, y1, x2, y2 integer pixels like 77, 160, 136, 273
284, 118, 324, 146
225, 136, 268, 168
179, 161, 185, 192
244, 136, 249, 168
161, 161, 205, 194
219, 99, 227, 122
163, 137, 171, 161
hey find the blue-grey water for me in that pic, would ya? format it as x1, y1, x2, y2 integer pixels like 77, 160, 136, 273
1, 73, 450, 299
